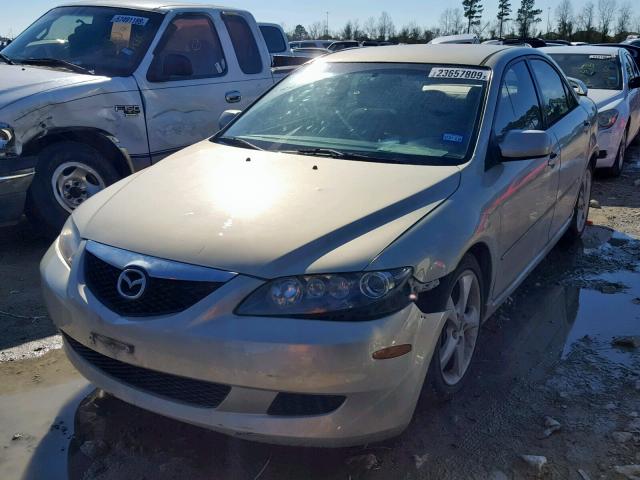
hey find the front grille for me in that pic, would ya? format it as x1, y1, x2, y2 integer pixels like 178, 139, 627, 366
63, 333, 231, 408
267, 392, 346, 416
84, 252, 223, 317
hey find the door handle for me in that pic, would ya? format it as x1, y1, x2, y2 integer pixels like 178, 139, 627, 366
548, 151, 558, 167
582, 120, 590, 131
225, 91, 241, 103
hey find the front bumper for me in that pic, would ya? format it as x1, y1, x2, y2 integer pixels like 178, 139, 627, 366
595, 123, 624, 169
0, 155, 37, 225
41, 240, 446, 447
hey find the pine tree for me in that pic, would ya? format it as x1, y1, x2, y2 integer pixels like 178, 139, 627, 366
497, 0, 512, 38
462, 0, 484, 33
516, 0, 542, 38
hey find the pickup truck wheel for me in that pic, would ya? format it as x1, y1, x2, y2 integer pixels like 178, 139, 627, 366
27, 141, 120, 234
564, 166, 593, 242
426, 254, 484, 401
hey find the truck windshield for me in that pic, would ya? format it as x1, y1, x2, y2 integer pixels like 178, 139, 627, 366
2, 6, 163, 76
216, 61, 489, 165
548, 53, 622, 90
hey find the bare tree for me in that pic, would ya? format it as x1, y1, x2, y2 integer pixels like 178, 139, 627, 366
576, 1, 596, 42
597, 0, 617, 41
556, 0, 574, 39
615, 1, 633, 39
340, 21, 354, 40
377, 11, 395, 40
307, 21, 324, 39
363, 16, 378, 39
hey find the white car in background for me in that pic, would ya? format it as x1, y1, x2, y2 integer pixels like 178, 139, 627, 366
543, 46, 640, 176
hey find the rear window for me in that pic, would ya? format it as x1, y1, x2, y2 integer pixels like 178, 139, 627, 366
259, 25, 286, 53
221, 12, 262, 74
548, 53, 622, 90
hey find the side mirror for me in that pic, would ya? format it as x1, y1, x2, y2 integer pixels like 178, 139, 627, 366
629, 77, 640, 89
218, 109, 241, 130
162, 53, 193, 77
499, 130, 553, 161
567, 77, 588, 96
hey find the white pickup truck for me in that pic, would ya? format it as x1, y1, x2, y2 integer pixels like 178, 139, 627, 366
0, 1, 293, 232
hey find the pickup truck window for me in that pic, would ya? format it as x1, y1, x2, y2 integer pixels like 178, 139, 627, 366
147, 14, 227, 82
2, 6, 163, 76
221, 12, 263, 74
217, 62, 488, 165
260, 25, 287, 54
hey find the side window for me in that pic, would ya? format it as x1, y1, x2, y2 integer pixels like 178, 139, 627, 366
148, 14, 226, 82
623, 53, 638, 80
259, 25, 286, 54
493, 61, 543, 141
529, 59, 572, 126
221, 12, 263, 74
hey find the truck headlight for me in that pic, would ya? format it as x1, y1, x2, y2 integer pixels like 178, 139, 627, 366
57, 216, 81, 267
236, 267, 414, 320
598, 109, 619, 129
0, 123, 15, 156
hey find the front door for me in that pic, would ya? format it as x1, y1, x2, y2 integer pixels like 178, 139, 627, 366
491, 60, 560, 298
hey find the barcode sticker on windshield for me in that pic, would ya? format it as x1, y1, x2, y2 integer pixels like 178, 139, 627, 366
589, 54, 615, 60
429, 67, 489, 81
111, 15, 149, 26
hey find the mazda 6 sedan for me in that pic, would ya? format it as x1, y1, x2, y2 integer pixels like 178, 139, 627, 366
41, 44, 598, 447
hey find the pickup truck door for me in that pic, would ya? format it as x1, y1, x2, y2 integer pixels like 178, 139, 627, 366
490, 60, 560, 298
133, 10, 273, 162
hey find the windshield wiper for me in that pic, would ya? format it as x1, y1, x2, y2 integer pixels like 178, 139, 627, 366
0, 53, 14, 65
282, 147, 385, 162
216, 136, 264, 151
19, 58, 93, 75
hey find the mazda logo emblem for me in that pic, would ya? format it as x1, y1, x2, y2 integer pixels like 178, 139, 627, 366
117, 268, 147, 300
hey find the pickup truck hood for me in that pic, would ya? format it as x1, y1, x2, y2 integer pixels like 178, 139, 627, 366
79, 141, 460, 278
588, 88, 624, 109
0, 64, 97, 113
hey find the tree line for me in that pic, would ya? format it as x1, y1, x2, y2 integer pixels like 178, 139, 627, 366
287, 0, 640, 43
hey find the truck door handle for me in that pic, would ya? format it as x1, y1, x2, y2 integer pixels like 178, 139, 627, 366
225, 91, 241, 103
548, 151, 558, 167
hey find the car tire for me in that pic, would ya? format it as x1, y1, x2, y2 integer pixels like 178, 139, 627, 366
606, 130, 626, 177
564, 165, 593, 242
425, 254, 484, 401
26, 141, 120, 235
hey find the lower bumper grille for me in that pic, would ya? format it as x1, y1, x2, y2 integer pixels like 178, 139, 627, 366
267, 392, 346, 416
63, 333, 231, 409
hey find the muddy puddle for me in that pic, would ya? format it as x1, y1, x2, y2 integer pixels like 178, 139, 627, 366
1, 225, 638, 479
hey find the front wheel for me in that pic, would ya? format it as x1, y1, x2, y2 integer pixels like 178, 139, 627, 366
27, 141, 120, 235
564, 166, 593, 242
427, 254, 484, 400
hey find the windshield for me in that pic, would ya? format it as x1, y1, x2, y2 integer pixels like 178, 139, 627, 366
548, 53, 622, 90
2, 6, 163, 76
216, 61, 489, 165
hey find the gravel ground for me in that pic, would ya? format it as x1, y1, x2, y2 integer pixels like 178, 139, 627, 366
0, 144, 639, 480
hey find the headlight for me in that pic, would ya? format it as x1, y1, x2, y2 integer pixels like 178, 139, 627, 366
236, 267, 414, 320
598, 109, 619, 129
57, 216, 81, 267
0, 124, 15, 154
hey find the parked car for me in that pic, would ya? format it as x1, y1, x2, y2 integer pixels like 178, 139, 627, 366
289, 40, 335, 49
623, 36, 640, 48
0, 2, 293, 231
592, 43, 640, 69
258, 22, 292, 60
327, 40, 360, 52
42, 44, 598, 447
429, 33, 479, 44
291, 47, 330, 59
543, 45, 640, 176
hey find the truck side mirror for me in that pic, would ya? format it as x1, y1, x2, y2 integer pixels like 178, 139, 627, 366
162, 53, 193, 78
218, 110, 242, 130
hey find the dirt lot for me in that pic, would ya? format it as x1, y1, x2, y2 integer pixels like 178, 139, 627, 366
1, 146, 639, 480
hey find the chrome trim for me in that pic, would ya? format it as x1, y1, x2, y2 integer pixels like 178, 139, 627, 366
85, 240, 238, 283
0, 171, 35, 182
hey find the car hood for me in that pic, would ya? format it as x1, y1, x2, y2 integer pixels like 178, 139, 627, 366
588, 88, 624, 109
0, 64, 99, 113
78, 141, 461, 278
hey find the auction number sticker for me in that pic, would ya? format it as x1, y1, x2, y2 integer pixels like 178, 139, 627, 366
429, 67, 489, 81
111, 15, 149, 26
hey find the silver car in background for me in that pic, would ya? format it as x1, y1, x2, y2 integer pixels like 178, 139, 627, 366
543, 46, 640, 176
41, 45, 598, 446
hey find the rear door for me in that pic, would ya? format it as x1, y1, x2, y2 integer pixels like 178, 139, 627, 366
528, 58, 590, 237
622, 51, 640, 139
134, 10, 272, 162
492, 60, 561, 297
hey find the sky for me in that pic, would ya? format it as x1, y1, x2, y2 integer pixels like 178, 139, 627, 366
0, 0, 599, 38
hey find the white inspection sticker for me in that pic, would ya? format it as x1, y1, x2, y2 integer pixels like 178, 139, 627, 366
429, 67, 489, 81
589, 54, 615, 60
111, 15, 149, 26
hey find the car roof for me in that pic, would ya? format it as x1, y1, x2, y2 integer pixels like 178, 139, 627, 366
540, 45, 621, 55
325, 44, 532, 67
57, 0, 236, 13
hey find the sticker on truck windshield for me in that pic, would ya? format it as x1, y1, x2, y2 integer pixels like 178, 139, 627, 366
111, 15, 149, 26
443, 133, 464, 143
429, 67, 489, 81
589, 54, 615, 60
